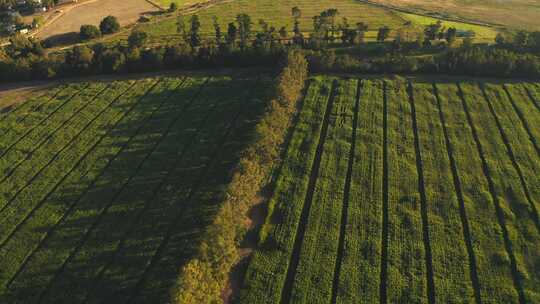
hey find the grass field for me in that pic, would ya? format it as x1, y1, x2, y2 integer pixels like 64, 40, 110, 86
241, 76, 540, 303
0, 73, 272, 303
365, 0, 540, 30
399, 12, 500, 42
134, 0, 407, 44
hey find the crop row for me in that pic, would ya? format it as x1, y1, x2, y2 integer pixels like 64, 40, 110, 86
240, 78, 333, 303
127, 78, 272, 303
460, 83, 540, 303
287, 78, 357, 304
335, 80, 384, 303
0, 77, 170, 301
0, 84, 85, 161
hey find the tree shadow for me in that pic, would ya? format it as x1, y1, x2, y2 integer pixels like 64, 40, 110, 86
1, 74, 271, 303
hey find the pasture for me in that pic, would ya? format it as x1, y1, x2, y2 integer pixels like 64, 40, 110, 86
242, 76, 540, 303
0, 73, 271, 303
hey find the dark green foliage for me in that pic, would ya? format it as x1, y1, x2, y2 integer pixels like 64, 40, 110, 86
99, 15, 120, 35
79, 25, 101, 41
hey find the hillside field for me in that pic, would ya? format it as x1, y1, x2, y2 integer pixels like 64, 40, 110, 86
242, 76, 540, 303
365, 0, 540, 30
0, 74, 271, 303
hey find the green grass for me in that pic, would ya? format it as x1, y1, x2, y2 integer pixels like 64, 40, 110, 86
0, 74, 271, 303
134, 0, 407, 44
399, 12, 500, 42
242, 76, 540, 303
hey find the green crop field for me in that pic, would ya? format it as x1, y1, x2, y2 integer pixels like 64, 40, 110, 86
241, 76, 540, 303
0, 74, 272, 303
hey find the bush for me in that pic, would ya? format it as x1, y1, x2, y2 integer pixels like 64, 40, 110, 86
79, 25, 101, 41
128, 31, 148, 48
169, 2, 178, 12
100, 15, 120, 35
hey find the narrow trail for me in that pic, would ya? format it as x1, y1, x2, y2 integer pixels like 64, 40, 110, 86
407, 81, 436, 304
279, 80, 337, 304
331, 80, 362, 304
502, 85, 540, 158
379, 81, 389, 304
479, 83, 540, 233
457, 83, 526, 304
432, 83, 482, 304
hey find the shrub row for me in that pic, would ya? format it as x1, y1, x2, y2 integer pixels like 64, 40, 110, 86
170, 50, 308, 303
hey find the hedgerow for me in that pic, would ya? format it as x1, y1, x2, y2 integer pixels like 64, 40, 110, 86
170, 50, 308, 304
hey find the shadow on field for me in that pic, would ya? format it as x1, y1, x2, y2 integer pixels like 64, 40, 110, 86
4, 75, 269, 303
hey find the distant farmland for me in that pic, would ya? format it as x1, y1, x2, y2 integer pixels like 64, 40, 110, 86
0, 75, 271, 303
242, 76, 540, 303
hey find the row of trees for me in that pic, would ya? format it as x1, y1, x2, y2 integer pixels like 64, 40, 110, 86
1, 8, 540, 81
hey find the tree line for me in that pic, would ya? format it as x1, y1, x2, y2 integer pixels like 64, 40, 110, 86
1, 7, 540, 82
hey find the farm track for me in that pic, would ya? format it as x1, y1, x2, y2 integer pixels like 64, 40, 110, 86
502, 86, 540, 158
479, 84, 540, 233
35, 78, 190, 303
79, 84, 229, 303
379, 80, 389, 304
330, 80, 361, 304
123, 79, 263, 303
407, 82, 436, 304
456, 83, 526, 304
0, 85, 110, 217
0, 79, 160, 296
432, 83, 482, 304
0, 82, 136, 251
0, 85, 86, 162
280, 80, 337, 304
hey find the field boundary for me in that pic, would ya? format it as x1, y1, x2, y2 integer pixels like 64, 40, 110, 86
407, 81, 436, 304
379, 80, 389, 304
431, 83, 482, 304
280, 79, 337, 304
457, 83, 526, 304
479, 83, 540, 233
330, 79, 362, 304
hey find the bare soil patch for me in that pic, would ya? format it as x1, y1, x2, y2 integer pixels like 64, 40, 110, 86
36, 0, 157, 42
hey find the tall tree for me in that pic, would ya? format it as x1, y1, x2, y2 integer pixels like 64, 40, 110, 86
356, 22, 368, 44
236, 13, 252, 50
445, 27, 457, 46
212, 16, 222, 45
226, 22, 238, 47
189, 15, 201, 48
177, 16, 188, 44
377, 26, 390, 42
